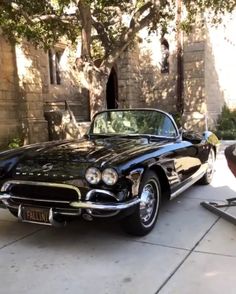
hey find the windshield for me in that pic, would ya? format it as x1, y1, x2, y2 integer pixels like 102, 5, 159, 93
90, 110, 178, 138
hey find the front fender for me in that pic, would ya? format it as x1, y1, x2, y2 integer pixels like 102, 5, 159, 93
126, 168, 144, 197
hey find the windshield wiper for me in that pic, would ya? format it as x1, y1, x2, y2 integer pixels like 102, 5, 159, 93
87, 133, 118, 139
88, 133, 165, 142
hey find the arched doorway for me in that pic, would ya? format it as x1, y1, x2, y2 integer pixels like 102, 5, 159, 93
106, 67, 118, 109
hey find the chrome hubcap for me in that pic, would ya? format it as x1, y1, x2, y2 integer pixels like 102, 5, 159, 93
139, 180, 159, 226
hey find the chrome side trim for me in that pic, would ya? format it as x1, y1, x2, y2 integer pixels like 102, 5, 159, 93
70, 198, 140, 210
170, 165, 207, 199
1, 180, 81, 200
85, 189, 120, 201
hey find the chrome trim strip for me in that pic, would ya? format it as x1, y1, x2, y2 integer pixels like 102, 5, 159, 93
1, 195, 70, 204
70, 198, 140, 210
89, 211, 119, 218
2, 200, 81, 216
170, 165, 207, 199
1, 188, 139, 213
86, 189, 120, 201
49, 208, 66, 227
18, 205, 23, 221
0, 180, 81, 200
19, 219, 53, 226
0, 194, 11, 200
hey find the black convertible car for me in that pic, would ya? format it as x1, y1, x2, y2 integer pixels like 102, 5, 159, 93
0, 109, 219, 235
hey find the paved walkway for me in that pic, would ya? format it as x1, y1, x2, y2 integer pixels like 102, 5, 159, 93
0, 142, 236, 294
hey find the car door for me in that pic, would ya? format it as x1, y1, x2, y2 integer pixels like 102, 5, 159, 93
155, 116, 204, 197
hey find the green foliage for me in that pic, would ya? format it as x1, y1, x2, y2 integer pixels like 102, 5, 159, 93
8, 137, 23, 149
214, 105, 236, 140
0, 0, 235, 61
0, 0, 80, 48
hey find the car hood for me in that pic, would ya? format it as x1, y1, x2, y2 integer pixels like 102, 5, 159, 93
0, 137, 173, 180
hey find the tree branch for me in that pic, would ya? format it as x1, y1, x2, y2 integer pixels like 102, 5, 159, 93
102, 5, 156, 67
102, 2, 157, 68
91, 17, 111, 55
0, 1, 78, 25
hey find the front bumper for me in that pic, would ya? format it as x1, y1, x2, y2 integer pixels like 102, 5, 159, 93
0, 180, 140, 224
0, 191, 140, 213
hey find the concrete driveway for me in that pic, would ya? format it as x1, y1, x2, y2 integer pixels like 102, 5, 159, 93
0, 143, 236, 294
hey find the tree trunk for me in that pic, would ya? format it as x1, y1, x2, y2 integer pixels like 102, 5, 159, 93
88, 67, 109, 119
78, 1, 92, 59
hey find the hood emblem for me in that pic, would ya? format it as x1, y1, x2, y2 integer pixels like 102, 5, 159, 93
42, 163, 54, 172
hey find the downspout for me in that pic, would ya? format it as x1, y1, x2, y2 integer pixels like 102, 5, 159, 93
176, 0, 184, 117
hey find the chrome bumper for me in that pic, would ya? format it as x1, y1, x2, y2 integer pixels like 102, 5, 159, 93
0, 192, 140, 212
70, 198, 140, 210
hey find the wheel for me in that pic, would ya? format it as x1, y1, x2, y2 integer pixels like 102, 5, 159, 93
198, 148, 215, 185
122, 171, 161, 236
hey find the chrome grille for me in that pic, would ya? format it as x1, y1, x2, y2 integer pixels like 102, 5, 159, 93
1, 180, 81, 208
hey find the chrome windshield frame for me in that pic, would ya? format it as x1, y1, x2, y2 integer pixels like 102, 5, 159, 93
89, 108, 180, 140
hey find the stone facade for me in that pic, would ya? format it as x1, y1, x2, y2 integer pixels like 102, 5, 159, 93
0, 37, 21, 147
116, 11, 236, 132
182, 28, 206, 130
117, 32, 178, 113
0, 38, 90, 147
1, 11, 236, 145
115, 26, 209, 131
205, 10, 236, 129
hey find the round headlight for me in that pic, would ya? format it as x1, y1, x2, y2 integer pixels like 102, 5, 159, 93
85, 167, 101, 185
102, 168, 118, 186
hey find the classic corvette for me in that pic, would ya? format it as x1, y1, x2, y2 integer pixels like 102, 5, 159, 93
0, 109, 219, 235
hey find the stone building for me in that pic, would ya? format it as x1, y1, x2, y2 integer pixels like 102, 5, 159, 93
0, 9, 236, 146
0, 37, 90, 147
116, 9, 236, 131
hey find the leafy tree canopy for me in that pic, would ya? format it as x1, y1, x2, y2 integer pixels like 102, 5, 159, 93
0, 0, 235, 67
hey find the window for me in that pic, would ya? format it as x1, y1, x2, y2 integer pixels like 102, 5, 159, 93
160, 38, 170, 74
48, 48, 64, 85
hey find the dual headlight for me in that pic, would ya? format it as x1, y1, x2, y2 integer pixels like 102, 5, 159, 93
85, 167, 118, 186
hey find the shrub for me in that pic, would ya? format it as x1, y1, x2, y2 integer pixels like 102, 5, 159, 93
214, 105, 236, 139
8, 137, 23, 149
